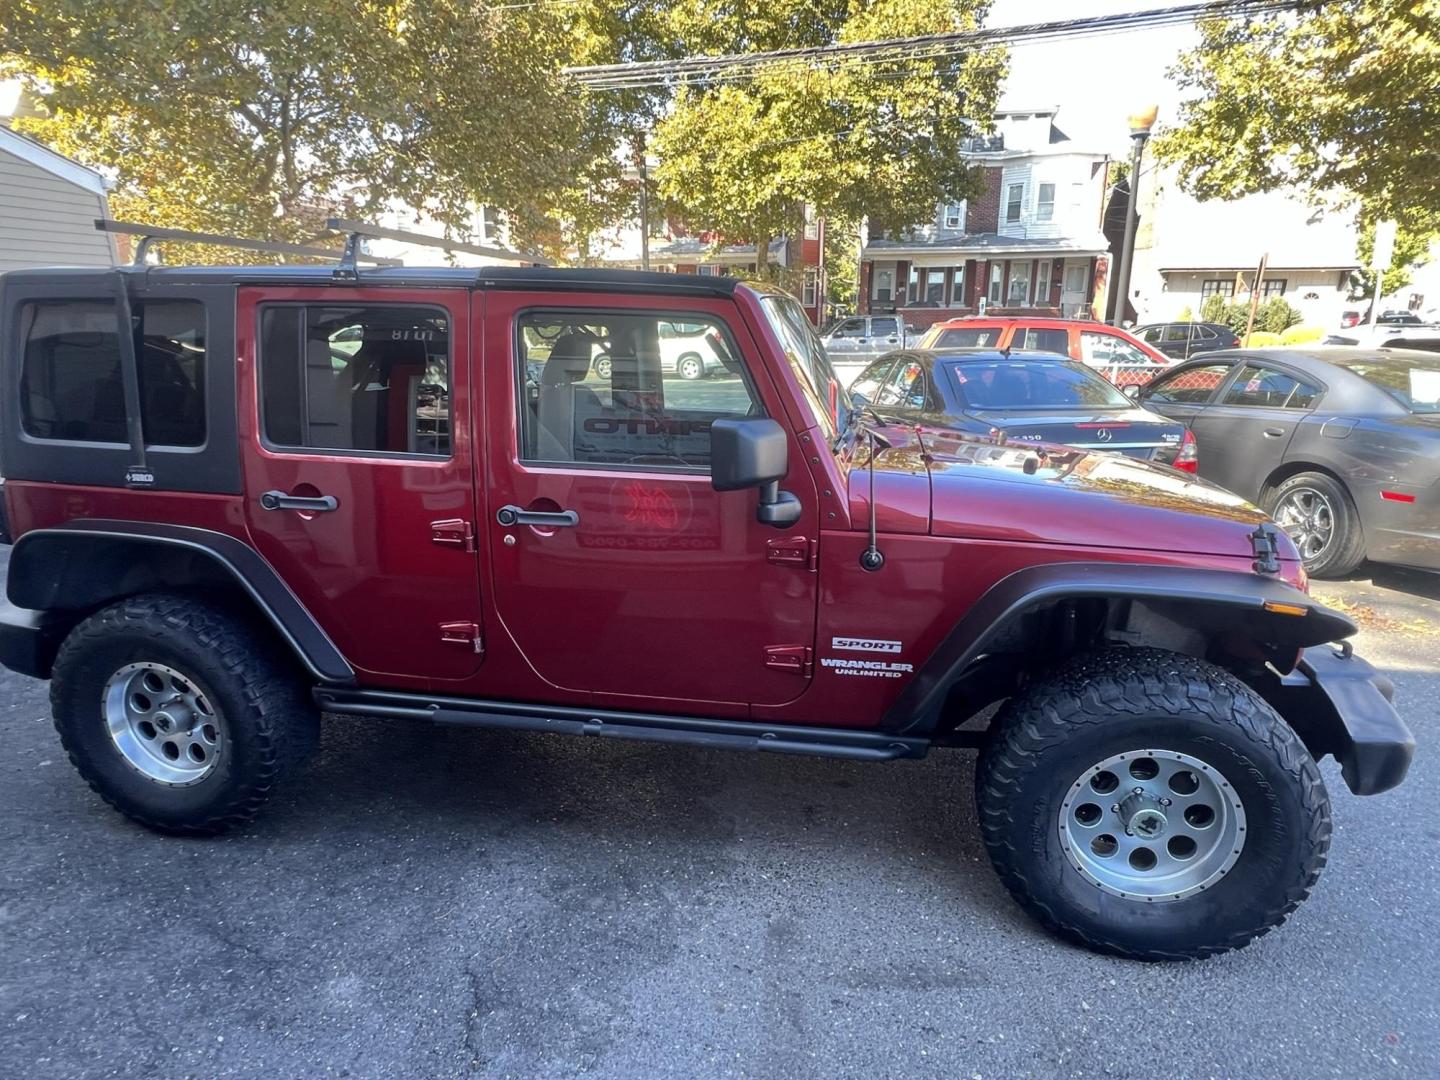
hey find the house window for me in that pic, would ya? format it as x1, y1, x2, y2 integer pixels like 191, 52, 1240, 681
949, 266, 966, 306
697, 265, 720, 277
1201, 279, 1235, 298
988, 263, 1004, 303
907, 265, 921, 304
803, 204, 819, 240
923, 269, 947, 304
1008, 262, 1032, 305
1262, 279, 1288, 297
1006, 184, 1024, 223
1035, 260, 1052, 305
260, 305, 451, 457
943, 203, 965, 230
1036, 183, 1056, 222
479, 205, 502, 244
802, 267, 818, 307
872, 267, 895, 302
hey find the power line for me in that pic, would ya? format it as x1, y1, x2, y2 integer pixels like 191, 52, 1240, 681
565, 0, 1321, 92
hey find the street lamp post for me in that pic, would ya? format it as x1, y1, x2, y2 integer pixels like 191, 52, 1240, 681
1110, 105, 1158, 327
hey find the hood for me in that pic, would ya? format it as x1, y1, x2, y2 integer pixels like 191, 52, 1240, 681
848, 427, 1274, 560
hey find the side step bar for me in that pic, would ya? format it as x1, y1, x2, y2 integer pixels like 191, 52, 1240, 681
314, 688, 930, 763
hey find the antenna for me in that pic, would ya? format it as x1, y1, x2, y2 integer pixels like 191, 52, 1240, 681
859, 428, 886, 572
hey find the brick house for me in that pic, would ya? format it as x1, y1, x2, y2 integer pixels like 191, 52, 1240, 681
858, 108, 1113, 331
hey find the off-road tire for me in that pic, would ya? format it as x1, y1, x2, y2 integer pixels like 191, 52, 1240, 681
977, 648, 1331, 961
50, 593, 319, 835
1265, 471, 1365, 579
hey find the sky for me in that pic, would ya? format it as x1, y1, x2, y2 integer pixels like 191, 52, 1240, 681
988, 0, 1200, 155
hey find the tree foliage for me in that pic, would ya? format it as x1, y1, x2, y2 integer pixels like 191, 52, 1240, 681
0, 0, 620, 259
1154, 0, 1440, 288
650, 0, 1005, 273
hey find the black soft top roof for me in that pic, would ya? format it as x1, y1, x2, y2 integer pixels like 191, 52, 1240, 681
0, 263, 748, 298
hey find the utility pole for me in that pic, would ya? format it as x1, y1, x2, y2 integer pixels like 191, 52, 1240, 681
1110, 105, 1158, 327
1243, 253, 1268, 343
638, 145, 650, 272
1369, 220, 1397, 329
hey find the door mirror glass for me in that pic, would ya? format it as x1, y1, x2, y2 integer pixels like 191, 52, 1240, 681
1123, 383, 1140, 399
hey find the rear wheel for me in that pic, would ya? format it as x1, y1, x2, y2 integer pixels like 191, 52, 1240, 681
977, 648, 1330, 960
1266, 471, 1365, 578
50, 594, 318, 835
678, 354, 704, 380
593, 356, 612, 380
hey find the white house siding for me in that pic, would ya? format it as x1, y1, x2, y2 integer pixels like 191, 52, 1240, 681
0, 144, 114, 272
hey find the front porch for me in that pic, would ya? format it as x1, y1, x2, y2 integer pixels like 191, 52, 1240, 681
859, 249, 1110, 330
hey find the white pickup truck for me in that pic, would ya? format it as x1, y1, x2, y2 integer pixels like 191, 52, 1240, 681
817, 314, 919, 386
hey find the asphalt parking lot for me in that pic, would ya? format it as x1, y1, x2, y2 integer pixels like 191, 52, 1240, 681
1, 547, 1437, 1080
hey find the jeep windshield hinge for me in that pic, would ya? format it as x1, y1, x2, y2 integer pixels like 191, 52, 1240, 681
766, 536, 818, 571
1250, 524, 1282, 575
431, 518, 477, 553
764, 645, 813, 677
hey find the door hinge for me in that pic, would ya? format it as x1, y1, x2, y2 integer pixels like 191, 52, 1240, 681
439, 621, 484, 654
764, 644, 813, 677
766, 535, 818, 571
431, 518, 476, 553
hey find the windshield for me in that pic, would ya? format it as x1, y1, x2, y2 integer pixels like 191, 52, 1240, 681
944, 359, 1132, 410
759, 294, 845, 437
1333, 353, 1440, 413
929, 326, 1001, 348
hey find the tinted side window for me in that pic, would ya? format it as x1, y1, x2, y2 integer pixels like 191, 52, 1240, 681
518, 311, 761, 470
20, 299, 206, 446
875, 357, 927, 408
1139, 327, 1162, 344
20, 301, 127, 443
1142, 362, 1233, 405
1019, 327, 1069, 354
260, 305, 451, 455
850, 357, 898, 402
871, 317, 900, 337
833, 318, 867, 338
1222, 364, 1319, 409
1163, 325, 1191, 343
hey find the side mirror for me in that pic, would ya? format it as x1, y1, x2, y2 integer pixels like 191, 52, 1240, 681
1123, 384, 1141, 400
710, 418, 802, 529
850, 390, 871, 409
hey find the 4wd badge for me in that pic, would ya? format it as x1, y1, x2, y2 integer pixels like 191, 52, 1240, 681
831, 637, 902, 654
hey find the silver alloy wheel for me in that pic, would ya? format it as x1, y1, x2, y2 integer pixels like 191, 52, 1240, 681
1059, 748, 1246, 902
594, 357, 612, 380
103, 662, 221, 785
679, 355, 703, 380
1273, 486, 1335, 562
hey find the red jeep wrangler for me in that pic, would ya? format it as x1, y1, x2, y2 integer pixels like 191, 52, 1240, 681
0, 256, 1414, 960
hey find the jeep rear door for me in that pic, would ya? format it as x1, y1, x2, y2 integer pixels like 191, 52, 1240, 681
238, 286, 484, 682
481, 291, 820, 709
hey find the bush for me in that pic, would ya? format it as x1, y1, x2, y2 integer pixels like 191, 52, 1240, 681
1280, 324, 1325, 345
1256, 297, 1303, 334
1176, 305, 1194, 322
1242, 331, 1283, 347
1199, 293, 1229, 325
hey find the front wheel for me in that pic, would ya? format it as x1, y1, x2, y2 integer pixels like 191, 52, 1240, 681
977, 648, 1330, 960
677, 354, 704, 380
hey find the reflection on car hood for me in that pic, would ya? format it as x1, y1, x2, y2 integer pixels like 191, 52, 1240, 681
851, 426, 1272, 559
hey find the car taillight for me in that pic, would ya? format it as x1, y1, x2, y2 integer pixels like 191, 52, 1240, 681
1174, 428, 1198, 473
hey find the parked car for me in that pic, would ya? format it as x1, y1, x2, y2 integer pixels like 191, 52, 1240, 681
1322, 323, 1440, 350
848, 349, 1197, 470
915, 316, 1171, 386
590, 320, 731, 380
0, 259, 1412, 961
1135, 347, 1440, 577
1340, 309, 1425, 329
1134, 321, 1242, 360
817, 314, 919, 384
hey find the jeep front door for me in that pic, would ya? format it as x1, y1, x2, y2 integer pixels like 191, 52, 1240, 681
239, 287, 484, 681
483, 294, 820, 708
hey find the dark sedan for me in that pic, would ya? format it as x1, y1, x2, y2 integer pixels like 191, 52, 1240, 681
1135, 321, 1242, 360
1135, 347, 1440, 577
849, 349, 1196, 469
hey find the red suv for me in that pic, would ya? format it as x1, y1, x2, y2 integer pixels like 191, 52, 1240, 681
917, 316, 1171, 386
0, 255, 1412, 960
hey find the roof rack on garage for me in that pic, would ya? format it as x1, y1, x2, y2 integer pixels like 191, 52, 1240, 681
95, 219, 404, 268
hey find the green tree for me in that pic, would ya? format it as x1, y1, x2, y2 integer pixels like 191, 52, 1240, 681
0, 0, 615, 259
649, 0, 1005, 276
1154, 1, 1439, 291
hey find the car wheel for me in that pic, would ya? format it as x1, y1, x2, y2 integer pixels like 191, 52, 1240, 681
49, 593, 319, 835
594, 356, 612, 380
678, 354, 704, 380
1266, 471, 1365, 578
977, 648, 1330, 961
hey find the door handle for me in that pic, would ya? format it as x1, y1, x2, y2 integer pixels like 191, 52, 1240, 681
259, 490, 338, 512
1263, 427, 1287, 438
496, 505, 579, 528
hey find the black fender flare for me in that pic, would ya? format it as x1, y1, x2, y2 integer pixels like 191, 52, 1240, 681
884, 562, 1355, 734
7, 520, 353, 683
